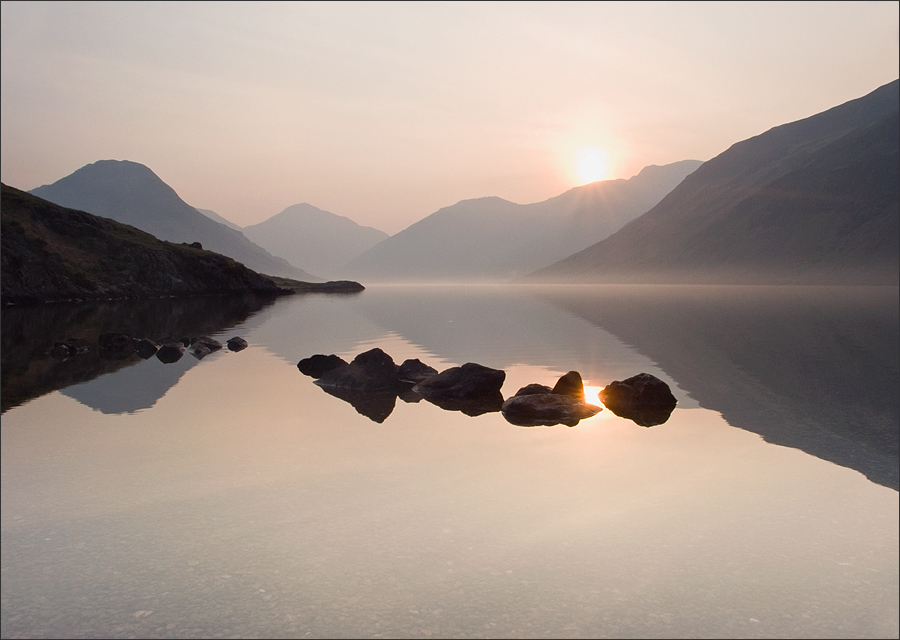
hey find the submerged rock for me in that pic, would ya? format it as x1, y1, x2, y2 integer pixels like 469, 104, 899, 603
193, 336, 223, 352
134, 338, 159, 359
190, 342, 212, 360
226, 336, 249, 352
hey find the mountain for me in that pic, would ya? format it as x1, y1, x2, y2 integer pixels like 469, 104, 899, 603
30, 160, 321, 281
1, 184, 289, 305
242, 203, 389, 278
339, 160, 703, 283
195, 207, 243, 231
525, 79, 900, 285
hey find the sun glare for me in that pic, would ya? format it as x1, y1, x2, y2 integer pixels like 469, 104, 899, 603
576, 147, 610, 184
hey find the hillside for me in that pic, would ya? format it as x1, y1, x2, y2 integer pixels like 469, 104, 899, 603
525, 79, 900, 285
1, 184, 290, 305
242, 203, 389, 278
340, 160, 702, 283
30, 160, 321, 281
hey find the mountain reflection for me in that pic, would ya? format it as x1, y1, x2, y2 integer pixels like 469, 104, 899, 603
1, 294, 277, 413
4, 285, 895, 491
534, 284, 900, 490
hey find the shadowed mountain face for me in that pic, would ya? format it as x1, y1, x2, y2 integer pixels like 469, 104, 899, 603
340, 160, 703, 283
30, 160, 321, 281
526, 80, 900, 285
242, 203, 389, 279
534, 284, 900, 490
1, 184, 287, 305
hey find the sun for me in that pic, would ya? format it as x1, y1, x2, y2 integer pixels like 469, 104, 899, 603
576, 147, 610, 184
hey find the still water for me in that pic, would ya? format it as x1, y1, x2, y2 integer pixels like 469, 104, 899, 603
2, 285, 897, 639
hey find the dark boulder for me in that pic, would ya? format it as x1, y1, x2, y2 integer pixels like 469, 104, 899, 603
315, 348, 400, 392
226, 336, 248, 352
502, 393, 601, 427
156, 341, 186, 364
133, 338, 159, 359
397, 358, 438, 384
552, 370, 585, 400
502, 371, 600, 427
599, 373, 677, 427
298, 353, 348, 378
412, 362, 506, 400
512, 383, 554, 396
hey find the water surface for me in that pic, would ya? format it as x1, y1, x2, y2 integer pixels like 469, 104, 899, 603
2, 285, 897, 639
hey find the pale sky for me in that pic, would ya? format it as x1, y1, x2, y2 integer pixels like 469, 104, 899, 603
2, 1, 898, 235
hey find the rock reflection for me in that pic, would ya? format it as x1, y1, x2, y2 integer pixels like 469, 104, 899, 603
420, 391, 505, 417
1, 294, 275, 413
601, 404, 676, 427
319, 386, 399, 423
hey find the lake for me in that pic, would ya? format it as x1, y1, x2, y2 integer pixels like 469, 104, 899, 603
1, 284, 897, 639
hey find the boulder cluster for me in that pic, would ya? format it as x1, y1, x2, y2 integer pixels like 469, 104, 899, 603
298, 347, 677, 427
48, 332, 249, 364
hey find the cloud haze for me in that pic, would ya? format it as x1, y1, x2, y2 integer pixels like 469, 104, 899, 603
2, 1, 898, 234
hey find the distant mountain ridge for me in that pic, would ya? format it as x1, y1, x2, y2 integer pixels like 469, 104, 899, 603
242, 203, 389, 278
30, 160, 321, 281
525, 79, 900, 285
339, 160, 703, 282
195, 207, 243, 231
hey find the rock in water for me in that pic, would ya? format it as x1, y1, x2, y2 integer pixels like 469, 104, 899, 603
551, 370, 585, 400
599, 373, 677, 427
412, 362, 506, 400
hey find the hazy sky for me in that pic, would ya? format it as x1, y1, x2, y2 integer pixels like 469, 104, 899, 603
2, 1, 898, 234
